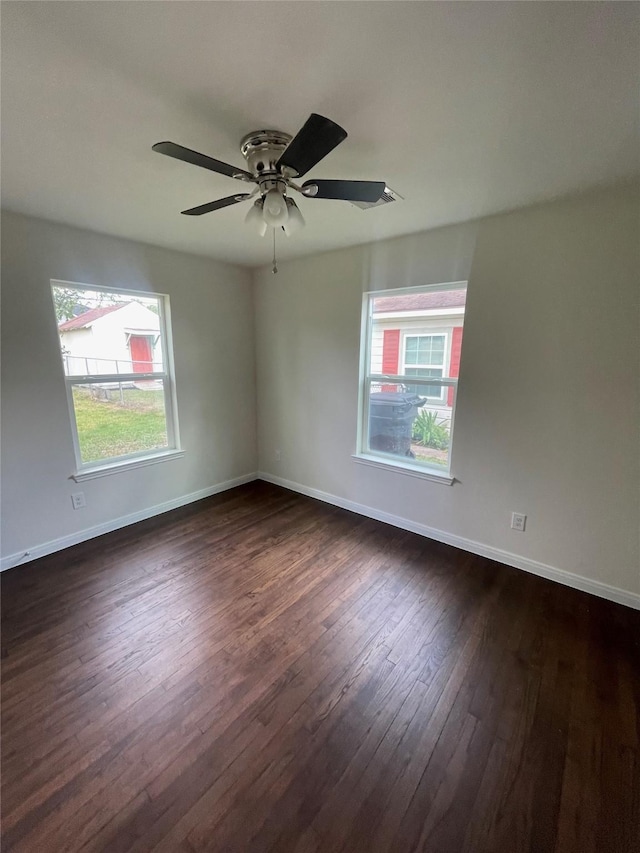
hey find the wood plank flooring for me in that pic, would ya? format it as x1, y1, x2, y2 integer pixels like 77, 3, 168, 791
2, 481, 639, 852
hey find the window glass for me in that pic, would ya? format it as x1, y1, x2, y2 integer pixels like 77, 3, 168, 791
52, 281, 179, 471
71, 383, 169, 465
405, 335, 445, 366
360, 284, 467, 475
404, 367, 444, 399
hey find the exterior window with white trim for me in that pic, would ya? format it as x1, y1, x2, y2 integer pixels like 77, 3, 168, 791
51, 280, 180, 474
401, 333, 447, 401
357, 282, 466, 476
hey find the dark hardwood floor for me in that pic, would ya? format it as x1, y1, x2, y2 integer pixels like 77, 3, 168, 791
2, 481, 639, 852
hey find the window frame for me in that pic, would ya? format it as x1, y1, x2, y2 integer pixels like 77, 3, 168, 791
355, 281, 466, 482
51, 279, 182, 478
400, 331, 448, 403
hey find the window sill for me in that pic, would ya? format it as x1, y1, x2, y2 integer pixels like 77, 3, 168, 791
71, 449, 185, 482
351, 453, 454, 485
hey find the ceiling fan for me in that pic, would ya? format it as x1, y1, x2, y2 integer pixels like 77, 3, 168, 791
152, 113, 387, 237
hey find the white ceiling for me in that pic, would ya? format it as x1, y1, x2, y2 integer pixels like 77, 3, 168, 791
2, 1, 638, 267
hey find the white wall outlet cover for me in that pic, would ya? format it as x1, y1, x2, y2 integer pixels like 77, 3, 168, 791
511, 512, 526, 531
71, 492, 86, 509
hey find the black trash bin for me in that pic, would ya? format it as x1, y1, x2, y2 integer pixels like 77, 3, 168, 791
369, 391, 426, 457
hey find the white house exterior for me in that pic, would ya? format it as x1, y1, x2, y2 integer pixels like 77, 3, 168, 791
59, 301, 163, 376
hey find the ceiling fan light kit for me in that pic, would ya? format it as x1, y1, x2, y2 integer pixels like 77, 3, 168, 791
262, 183, 289, 227
152, 113, 391, 247
283, 198, 305, 236
245, 198, 268, 237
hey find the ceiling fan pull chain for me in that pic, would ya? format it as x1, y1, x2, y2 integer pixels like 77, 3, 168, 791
272, 227, 278, 275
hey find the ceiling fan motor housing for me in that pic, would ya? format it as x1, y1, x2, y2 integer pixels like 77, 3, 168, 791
240, 130, 293, 179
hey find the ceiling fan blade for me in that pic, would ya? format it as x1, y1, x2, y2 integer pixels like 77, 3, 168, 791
301, 179, 386, 203
153, 141, 253, 181
276, 114, 347, 178
181, 194, 252, 215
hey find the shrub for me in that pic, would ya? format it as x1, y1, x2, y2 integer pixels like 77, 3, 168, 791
412, 410, 450, 450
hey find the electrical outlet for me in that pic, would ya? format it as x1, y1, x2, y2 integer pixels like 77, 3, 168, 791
274, 449, 282, 462
511, 512, 526, 532
71, 492, 86, 510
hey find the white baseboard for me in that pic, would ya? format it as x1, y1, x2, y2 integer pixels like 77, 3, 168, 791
0, 473, 258, 572
258, 472, 640, 611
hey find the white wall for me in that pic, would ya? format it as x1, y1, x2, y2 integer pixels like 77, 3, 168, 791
254, 184, 640, 603
1, 211, 257, 563
3, 188, 639, 606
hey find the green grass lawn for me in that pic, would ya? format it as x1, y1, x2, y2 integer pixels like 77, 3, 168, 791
72, 386, 168, 463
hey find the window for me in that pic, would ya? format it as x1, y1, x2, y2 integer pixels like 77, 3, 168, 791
51, 280, 181, 477
357, 282, 466, 478
402, 333, 447, 400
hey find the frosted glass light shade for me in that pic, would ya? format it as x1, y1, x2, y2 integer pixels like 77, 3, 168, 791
262, 189, 289, 227
245, 199, 268, 237
283, 198, 305, 236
